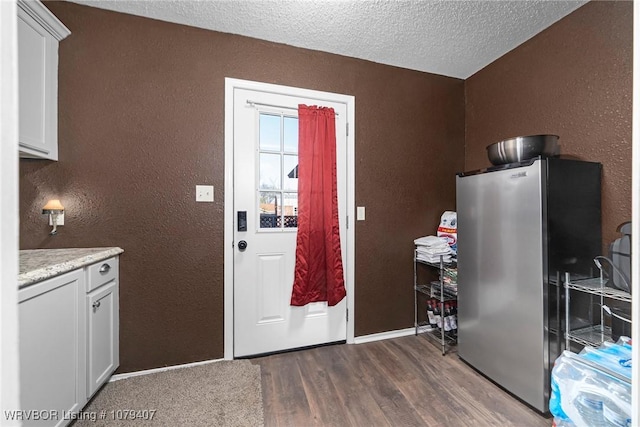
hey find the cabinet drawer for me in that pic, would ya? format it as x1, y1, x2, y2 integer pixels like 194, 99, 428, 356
87, 257, 118, 292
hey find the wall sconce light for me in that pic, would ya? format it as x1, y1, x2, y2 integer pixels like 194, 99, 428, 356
42, 199, 64, 235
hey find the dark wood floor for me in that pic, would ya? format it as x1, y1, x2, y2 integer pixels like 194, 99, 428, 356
251, 334, 552, 426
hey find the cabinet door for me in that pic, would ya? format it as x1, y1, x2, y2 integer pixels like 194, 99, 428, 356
19, 270, 86, 426
87, 280, 119, 398
17, 6, 57, 160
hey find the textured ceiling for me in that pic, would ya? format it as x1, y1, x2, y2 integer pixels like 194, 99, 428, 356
67, 0, 588, 79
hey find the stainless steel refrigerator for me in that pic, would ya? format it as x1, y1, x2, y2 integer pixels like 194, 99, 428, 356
455, 157, 601, 413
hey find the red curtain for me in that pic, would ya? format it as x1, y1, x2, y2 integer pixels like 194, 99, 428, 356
290, 105, 346, 306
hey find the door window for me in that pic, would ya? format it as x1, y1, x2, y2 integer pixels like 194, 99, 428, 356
258, 113, 298, 230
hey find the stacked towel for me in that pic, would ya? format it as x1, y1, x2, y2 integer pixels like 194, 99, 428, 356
414, 235, 452, 263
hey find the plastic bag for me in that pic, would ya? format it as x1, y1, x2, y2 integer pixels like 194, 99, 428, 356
437, 211, 457, 255
549, 341, 632, 427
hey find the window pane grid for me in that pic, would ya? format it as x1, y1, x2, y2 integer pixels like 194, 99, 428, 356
258, 112, 298, 230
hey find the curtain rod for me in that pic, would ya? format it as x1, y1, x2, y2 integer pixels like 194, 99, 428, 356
246, 100, 339, 116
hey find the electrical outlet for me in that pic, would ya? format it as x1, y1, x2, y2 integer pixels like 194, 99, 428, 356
196, 185, 214, 202
49, 212, 64, 226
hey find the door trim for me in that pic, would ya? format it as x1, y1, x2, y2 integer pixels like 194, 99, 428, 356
223, 78, 356, 359
1, 0, 21, 414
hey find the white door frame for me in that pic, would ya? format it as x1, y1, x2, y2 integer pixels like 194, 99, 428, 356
1, 0, 21, 420
224, 78, 355, 359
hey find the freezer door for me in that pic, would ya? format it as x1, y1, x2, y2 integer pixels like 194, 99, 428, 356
456, 160, 547, 412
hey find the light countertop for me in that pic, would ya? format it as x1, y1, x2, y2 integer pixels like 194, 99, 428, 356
19, 247, 124, 288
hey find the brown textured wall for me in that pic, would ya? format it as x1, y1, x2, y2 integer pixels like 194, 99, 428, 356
19, 2, 465, 372
465, 1, 632, 249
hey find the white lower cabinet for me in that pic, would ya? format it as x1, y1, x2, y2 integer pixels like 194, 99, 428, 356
18, 270, 86, 426
18, 257, 119, 425
86, 257, 119, 399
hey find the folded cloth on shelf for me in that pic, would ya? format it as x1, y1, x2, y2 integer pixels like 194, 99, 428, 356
414, 235, 450, 248
416, 246, 451, 256
416, 253, 452, 264
414, 235, 452, 263
416, 248, 451, 264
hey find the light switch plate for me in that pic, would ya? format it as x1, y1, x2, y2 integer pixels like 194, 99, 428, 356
196, 185, 214, 202
357, 206, 365, 221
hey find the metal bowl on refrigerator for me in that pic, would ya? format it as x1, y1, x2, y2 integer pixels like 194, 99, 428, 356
486, 134, 560, 165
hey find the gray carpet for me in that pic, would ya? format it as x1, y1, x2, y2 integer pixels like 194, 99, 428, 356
76, 360, 263, 427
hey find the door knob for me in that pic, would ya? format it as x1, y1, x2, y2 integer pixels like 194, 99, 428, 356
238, 240, 248, 251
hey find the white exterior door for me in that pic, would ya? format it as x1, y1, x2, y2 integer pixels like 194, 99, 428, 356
232, 84, 349, 357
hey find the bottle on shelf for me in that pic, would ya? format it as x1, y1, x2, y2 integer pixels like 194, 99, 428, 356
426, 300, 437, 329
432, 299, 442, 330
449, 302, 458, 334
443, 303, 452, 333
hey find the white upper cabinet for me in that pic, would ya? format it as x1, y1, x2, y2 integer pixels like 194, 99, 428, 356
18, 0, 70, 160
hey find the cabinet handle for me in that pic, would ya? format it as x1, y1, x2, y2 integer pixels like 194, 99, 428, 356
92, 301, 101, 309
99, 263, 111, 273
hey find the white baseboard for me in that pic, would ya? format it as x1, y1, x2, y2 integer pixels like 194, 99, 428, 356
112, 327, 431, 381
353, 326, 432, 344
110, 358, 224, 382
